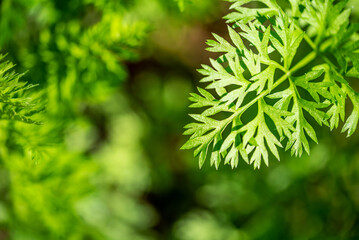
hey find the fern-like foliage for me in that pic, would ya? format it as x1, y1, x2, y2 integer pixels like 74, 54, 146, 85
182, 0, 359, 169
0, 54, 41, 124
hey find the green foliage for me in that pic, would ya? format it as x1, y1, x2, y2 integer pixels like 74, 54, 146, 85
0, 0, 220, 239
174, 210, 247, 240
2, 0, 358, 239
183, 0, 359, 169
0, 54, 41, 124
174, 0, 191, 11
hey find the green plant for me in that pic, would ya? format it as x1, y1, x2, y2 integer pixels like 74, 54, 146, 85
0, 54, 40, 124
182, 0, 359, 169
0, 0, 222, 238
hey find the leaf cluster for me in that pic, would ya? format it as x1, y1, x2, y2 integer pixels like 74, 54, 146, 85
183, 0, 359, 169
0, 54, 41, 125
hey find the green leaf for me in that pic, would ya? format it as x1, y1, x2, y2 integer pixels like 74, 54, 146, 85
182, 0, 359, 169
0, 54, 42, 125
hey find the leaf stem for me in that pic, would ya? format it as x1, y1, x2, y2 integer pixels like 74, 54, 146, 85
289, 51, 317, 73
303, 34, 317, 50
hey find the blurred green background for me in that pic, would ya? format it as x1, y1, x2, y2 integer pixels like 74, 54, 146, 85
0, 0, 359, 239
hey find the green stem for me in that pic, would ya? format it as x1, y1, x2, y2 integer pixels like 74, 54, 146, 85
289, 51, 317, 73
303, 34, 316, 50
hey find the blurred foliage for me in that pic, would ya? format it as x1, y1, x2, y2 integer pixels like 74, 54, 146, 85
0, 55, 41, 125
0, 0, 358, 240
0, 0, 219, 239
